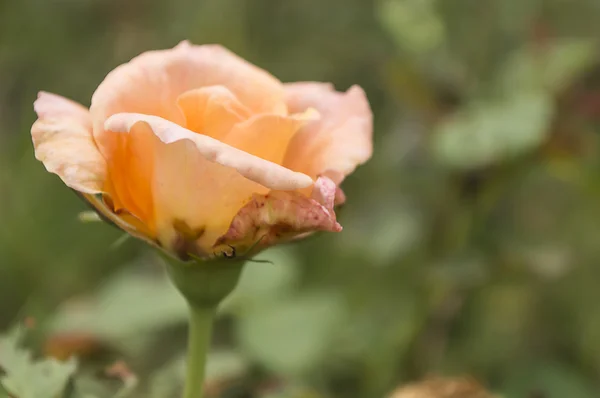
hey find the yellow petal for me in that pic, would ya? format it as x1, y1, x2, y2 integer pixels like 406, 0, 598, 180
102, 127, 156, 231
177, 85, 252, 139
282, 83, 373, 183
222, 108, 319, 165
31, 92, 106, 194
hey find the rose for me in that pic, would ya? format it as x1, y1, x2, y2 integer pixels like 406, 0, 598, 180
31, 41, 372, 260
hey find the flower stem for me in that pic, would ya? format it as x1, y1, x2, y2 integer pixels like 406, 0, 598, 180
160, 253, 246, 398
182, 303, 216, 398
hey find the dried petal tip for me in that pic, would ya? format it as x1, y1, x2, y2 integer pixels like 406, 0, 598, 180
215, 176, 342, 256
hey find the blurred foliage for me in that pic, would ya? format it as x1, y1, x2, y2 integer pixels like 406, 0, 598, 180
3, 0, 600, 397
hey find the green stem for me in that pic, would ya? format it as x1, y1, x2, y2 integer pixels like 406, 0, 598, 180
183, 304, 216, 398
160, 253, 246, 398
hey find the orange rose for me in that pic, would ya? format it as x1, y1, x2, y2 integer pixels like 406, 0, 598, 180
31, 41, 372, 260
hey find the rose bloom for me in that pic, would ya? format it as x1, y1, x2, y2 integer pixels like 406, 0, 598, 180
31, 41, 372, 260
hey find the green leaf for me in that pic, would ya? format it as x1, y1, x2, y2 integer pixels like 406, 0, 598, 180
378, 0, 445, 55
50, 268, 187, 353
499, 39, 597, 95
70, 375, 113, 398
237, 292, 345, 376
0, 327, 77, 398
502, 361, 597, 398
433, 91, 553, 168
433, 38, 596, 170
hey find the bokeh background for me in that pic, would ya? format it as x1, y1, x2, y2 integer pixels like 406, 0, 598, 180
2, 0, 600, 397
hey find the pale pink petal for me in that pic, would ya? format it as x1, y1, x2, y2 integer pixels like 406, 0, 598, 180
334, 187, 347, 206
177, 85, 252, 139
32, 93, 153, 241
222, 108, 319, 165
90, 41, 286, 158
214, 176, 341, 257
31, 92, 106, 194
34, 91, 92, 130
282, 83, 373, 183
105, 113, 314, 191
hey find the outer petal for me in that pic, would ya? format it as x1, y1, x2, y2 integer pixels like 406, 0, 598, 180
110, 121, 263, 257
105, 113, 313, 190
282, 83, 373, 184
176, 85, 252, 139
34, 91, 92, 130
102, 126, 156, 230
32, 92, 153, 242
214, 176, 342, 256
105, 114, 315, 258
77, 192, 156, 245
32, 92, 106, 194
90, 41, 286, 158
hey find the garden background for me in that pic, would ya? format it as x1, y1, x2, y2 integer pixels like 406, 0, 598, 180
2, 0, 600, 397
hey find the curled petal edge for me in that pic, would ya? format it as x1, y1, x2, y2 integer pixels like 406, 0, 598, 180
105, 113, 314, 191
32, 92, 106, 194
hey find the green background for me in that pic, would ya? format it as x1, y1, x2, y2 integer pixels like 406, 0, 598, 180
2, 0, 600, 397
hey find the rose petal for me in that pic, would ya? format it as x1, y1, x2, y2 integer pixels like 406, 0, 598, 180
104, 114, 315, 258
77, 192, 157, 245
334, 186, 347, 206
222, 108, 319, 165
34, 91, 92, 130
106, 121, 263, 257
310, 176, 338, 215
102, 126, 156, 230
31, 92, 106, 194
282, 83, 373, 183
105, 113, 314, 191
91, 41, 286, 159
31, 92, 152, 240
177, 85, 252, 139
214, 176, 341, 256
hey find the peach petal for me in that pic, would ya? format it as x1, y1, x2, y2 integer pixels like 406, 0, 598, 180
32, 92, 157, 242
105, 113, 314, 191
214, 176, 341, 256
283, 83, 373, 181
103, 126, 156, 230
91, 41, 286, 159
177, 85, 252, 139
34, 91, 92, 130
31, 92, 106, 194
119, 120, 266, 257
222, 108, 319, 165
